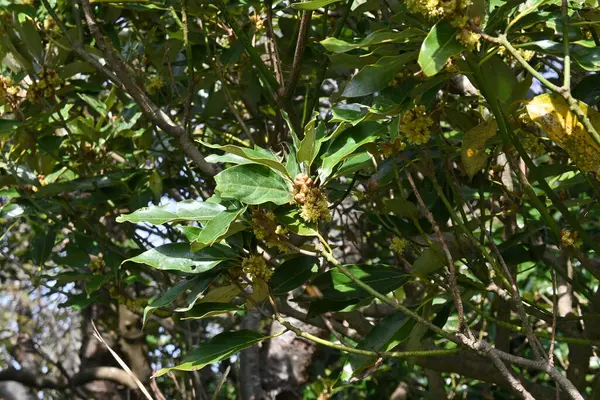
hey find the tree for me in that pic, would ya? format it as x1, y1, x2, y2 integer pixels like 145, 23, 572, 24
1, 0, 600, 398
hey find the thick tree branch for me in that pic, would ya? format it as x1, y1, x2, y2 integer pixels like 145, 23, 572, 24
0, 366, 138, 390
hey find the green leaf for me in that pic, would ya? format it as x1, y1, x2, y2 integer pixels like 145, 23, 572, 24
182, 207, 246, 248
342, 52, 417, 98
0, 119, 22, 137
411, 246, 446, 277
319, 122, 384, 182
31, 229, 57, 266
321, 28, 426, 54
18, 19, 43, 63
480, 55, 517, 104
297, 115, 322, 169
383, 198, 419, 219
143, 277, 203, 326
507, 0, 550, 31
340, 312, 414, 382
274, 208, 318, 237
182, 302, 240, 320
125, 243, 236, 273
199, 284, 242, 304
155, 330, 270, 376
271, 255, 319, 295
461, 119, 498, 178
174, 276, 216, 312
200, 141, 290, 178
183, 222, 248, 252
116, 200, 226, 225
418, 20, 463, 77
290, 0, 343, 10
215, 164, 294, 205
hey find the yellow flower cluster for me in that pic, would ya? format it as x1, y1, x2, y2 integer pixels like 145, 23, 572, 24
520, 131, 545, 157
406, 0, 472, 19
560, 230, 579, 249
0, 76, 20, 111
241, 254, 273, 282
399, 105, 434, 145
390, 236, 409, 254
294, 174, 331, 223
406, 0, 479, 50
27, 69, 62, 102
381, 138, 407, 158
457, 29, 481, 51
146, 75, 164, 95
108, 285, 148, 311
251, 208, 290, 253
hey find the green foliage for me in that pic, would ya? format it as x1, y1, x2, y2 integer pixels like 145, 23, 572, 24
1, 0, 600, 398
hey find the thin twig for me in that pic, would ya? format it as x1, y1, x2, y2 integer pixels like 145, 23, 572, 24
406, 172, 466, 332
280, 11, 312, 99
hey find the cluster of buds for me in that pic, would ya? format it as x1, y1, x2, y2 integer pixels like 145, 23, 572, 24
560, 230, 579, 249
399, 105, 434, 145
390, 236, 409, 254
27, 69, 62, 102
294, 174, 331, 223
108, 284, 148, 311
406, 0, 480, 50
0, 76, 21, 112
251, 208, 290, 253
146, 74, 164, 95
241, 254, 273, 282
520, 131, 545, 158
381, 138, 407, 159
89, 255, 106, 273
249, 13, 264, 30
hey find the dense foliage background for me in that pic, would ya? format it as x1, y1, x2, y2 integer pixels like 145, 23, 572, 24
1, 0, 600, 399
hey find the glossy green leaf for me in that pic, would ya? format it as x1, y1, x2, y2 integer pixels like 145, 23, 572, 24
143, 278, 201, 326
418, 20, 463, 77
125, 243, 236, 273
182, 302, 239, 320
297, 115, 321, 169
340, 312, 413, 382
0, 119, 21, 137
271, 255, 319, 295
290, 0, 343, 10
480, 55, 517, 104
31, 229, 57, 266
319, 122, 385, 182
182, 222, 248, 252
155, 330, 270, 376
411, 246, 446, 277
183, 207, 246, 248
342, 52, 417, 98
321, 28, 426, 54
117, 200, 227, 225
274, 208, 318, 236
201, 141, 290, 178
215, 164, 294, 205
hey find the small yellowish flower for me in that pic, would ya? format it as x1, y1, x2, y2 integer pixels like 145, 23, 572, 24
399, 105, 434, 145
390, 237, 409, 254
146, 75, 164, 95
252, 208, 290, 253
560, 230, 579, 249
457, 29, 481, 51
27, 69, 62, 102
242, 254, 273, 282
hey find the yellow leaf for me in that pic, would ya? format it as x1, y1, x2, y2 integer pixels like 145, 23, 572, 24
247, 278, 269, 310
199, 284, 241, 304
461, 119, 498, 178
525, 93, 600, 177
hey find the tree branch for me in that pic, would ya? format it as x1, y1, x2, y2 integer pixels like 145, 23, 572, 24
76, 0, 217, 177
0, 366, 139, 390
